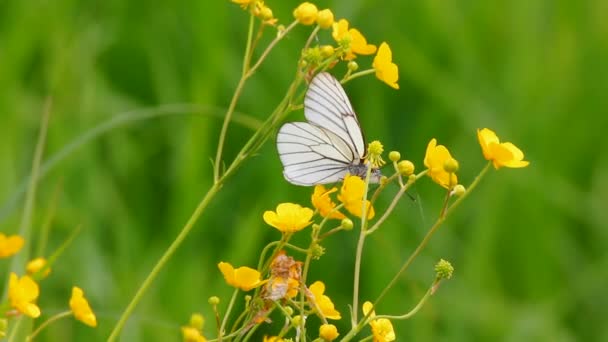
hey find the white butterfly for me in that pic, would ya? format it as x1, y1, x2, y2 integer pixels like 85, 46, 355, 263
277, 72, 382, 186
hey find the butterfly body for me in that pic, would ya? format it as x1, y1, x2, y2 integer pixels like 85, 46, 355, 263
277, 72, 381, 186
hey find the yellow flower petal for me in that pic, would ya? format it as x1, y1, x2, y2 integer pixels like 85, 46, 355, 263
311, 185, 346, 220
338, 175, 375, 219
70, 286, 97, 327
293, 2, 318, 25
26, 257, 51, 278
0, 234, 24, 258
477, 128, 529, 169
218, 262, 263, 291
362, 301, 395, 342
309, 281, 341, 320
8, 273, 41, 318
373, 42, 399, 89
331, 19, 376, 60
319, 323, 339, 341
424, 139, 458, 189
263, 203, 314, 233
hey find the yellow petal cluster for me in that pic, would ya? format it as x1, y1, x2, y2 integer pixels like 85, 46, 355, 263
373, 42, 399, 89
319, 323, 339, 341
8, 273, 40, 318
332, 19, 377, 60
70, 286, 97, 327
316, 9, 334, 29
308, 281, 341, 320
263, 203, 314, 233
26, 257, 51, 278
477, 128, 529, 169
218, 262, 263, 291
338, 175, 375, 219
423, 138, 458, 189
0, 233, 24, 258
363, 302, 395, 342
311, 185, 345, 220
293, 2, 318, 25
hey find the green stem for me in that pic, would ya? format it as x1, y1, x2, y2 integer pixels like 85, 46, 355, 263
376, 280, 436, 320
342, 69, 375, 84
351, 165, 373, 327
27, 311, 72, 341
107, 182, 222, 341
218, 289, 239, 342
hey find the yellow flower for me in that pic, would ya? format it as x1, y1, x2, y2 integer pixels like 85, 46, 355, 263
231, 0, 254, 9
263, 203, 314, 233
316, 9, 334, 29
70, 287, 97, 327
26, 257, 51, 278
373, 42, 399, 89
363, 302, 395, 342
477, 128, 529, 169
308, 281, 341, 320
332, 19, 377, 60
8, 273, 40, 318
263, 336, 284, 342
311, 185, 346, 220
424, 138, 458, 189
319, 323, 339, 341
218, 262, 263, 291
0, 233, 24, 258
293, 2, 318, 25
337, 175, 375, 219
182, 326, 207, 342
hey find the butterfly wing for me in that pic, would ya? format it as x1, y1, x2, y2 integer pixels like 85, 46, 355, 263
277, 122, 354, 186
304, 72, 366, 160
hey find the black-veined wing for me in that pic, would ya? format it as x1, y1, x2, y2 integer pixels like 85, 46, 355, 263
277, 122, 354, 186
304, 72, 366, 160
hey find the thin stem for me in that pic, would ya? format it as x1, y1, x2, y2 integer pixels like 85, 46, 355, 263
107, 182, 222, 341
342, 69, 375, 84
242, 14, 256, 76
27, 311, 72, 341
351, 165, 373, 327
247, 20, 299, 77
218, 289, 239, 341
372, 162, 492, 308
376, 280, 436, 320
366, 170, 427, 235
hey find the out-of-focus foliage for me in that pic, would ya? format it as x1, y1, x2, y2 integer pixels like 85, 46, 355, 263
0, 0, 606, 340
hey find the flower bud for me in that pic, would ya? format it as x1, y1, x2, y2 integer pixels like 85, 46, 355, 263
388, 151, 401, 162
319, 323, 339, 341
260, 6, 273, 21
443, 158, 459, 173
380, 175, 388, 185
208, 296, 220, 306
291, 315, 303, 326
26, 257, 51, 278
347, 61, 359, 71
316, 9, 334, 29
451, 184, 465, 197
320, 45, 335, 58
189, 313, 205, 330
341, 218, 354, 230
284, 306, 294, 316
435, 259, 454, 280
397, 160, 415, 176
312, 244, 325, 259
293, 2, 318, 25
0, 318, 7, 338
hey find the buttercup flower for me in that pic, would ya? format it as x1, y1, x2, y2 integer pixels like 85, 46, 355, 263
231, 0, 254, 9
0, 233, 24, 258
332, 19, 377, 60
373, 42, 399, 89
319, 323, 339, 341
263, 203, 314, 233
293, 2, 318, 25
338, 175, 375, 219
308, 281, 341, 320
311, 185, 346, 220
26, 257, 51, 278
70, 286, 97, 327
424, 138, 458, 189
218, 262, 263, 291
8, 273, 40, 318
477, 128, 529, 169
363, 301, 395, 342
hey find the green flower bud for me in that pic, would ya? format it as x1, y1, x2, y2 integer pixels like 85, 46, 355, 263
341, 218, 354, 230
189, 313, 205, 330
451, 184, 465, 197
443, 158, 459, 173
435, 259, 454, 280
347, 61, 359, 71
208, 296, 220, 306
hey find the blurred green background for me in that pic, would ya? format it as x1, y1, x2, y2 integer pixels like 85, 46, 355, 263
1, 0, 607, 340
